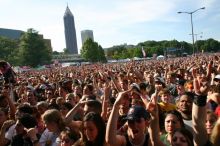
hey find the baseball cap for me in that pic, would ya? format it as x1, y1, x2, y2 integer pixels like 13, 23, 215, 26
124, 106, 150, 121
176, 79, 186, 86
214, 74, 220, 81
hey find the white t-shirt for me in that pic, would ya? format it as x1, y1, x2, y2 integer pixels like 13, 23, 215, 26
5, 124, 16, 141
39, 128, 60, 146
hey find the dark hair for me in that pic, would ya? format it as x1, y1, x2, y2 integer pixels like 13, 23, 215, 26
172, 128, 194, 146
165, 110, 185, 128
18, 113, 37, 129
83, 112, 106, 146
17, 104, 33, 115
85, 100, 102, 115
61, 102, 73, 111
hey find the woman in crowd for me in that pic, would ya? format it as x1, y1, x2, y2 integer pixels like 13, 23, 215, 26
75, 112, 107, 146
171, 128, 194, 146
160, 110, 185, 146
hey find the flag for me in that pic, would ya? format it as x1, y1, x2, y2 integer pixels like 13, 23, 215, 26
141, 47, 146, 58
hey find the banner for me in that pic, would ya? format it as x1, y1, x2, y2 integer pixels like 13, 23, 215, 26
141, 47, 146, 58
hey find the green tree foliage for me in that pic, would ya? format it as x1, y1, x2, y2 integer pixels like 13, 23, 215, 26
17, 29, 52, 67
0, 36, 19, 65
80, 38, 106, 62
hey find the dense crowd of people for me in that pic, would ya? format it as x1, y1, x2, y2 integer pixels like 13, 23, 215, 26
0, 53, 220, 146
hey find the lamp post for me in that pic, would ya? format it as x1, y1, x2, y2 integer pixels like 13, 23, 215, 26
189, 32, 203, 53
178, 7, 205, 55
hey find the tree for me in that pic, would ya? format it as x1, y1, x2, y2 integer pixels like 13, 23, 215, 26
17, 28, 52, 67
63, 48, 69, 54
0, 36, 19, 65
81, 38, 106, 62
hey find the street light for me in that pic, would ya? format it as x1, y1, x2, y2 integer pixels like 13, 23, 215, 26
178, 7, 205, 55
189, 32, 203, 53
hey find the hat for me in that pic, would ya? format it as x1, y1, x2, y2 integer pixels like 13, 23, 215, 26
176, 79, 186, 86
214, 74, 220, 81
130, 83, 140, 92
154, 77, 166, 87
125, 106, 150, 121
154, 77, 164, 84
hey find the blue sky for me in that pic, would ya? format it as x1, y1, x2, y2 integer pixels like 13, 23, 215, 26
0, 0, 220, 52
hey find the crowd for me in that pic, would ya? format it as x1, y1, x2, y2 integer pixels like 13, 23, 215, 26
0, 53, 220, 146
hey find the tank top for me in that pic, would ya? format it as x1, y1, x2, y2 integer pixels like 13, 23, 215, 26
125, 134, 149, 146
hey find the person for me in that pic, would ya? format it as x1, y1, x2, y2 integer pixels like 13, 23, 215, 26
75, 112, 107, 146
171, 128, 194, 146
160, 110, 185, 146
176, 92, 194, 132
10, 113, 38, 146
39, 109, 66, 146
60, 129, 80, 146
106, 89, 153, 146
206, 110, 218, 137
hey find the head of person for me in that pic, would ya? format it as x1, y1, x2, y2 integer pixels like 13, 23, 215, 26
65, 93, 78, 106
119, 79, 129, 91
37, 101, 49, 115
177, 92, 194, 114
213, 74, 220, 85
83, 112, 106, 145
176, 79, 186, 95
42, 109, 65, 133
171, 128, 194, 146
60, 102, 73, 118
26, 90, 37, 106
164, 110, 185, 135
15, 103, 33, 119
206, 110, 218, 135
144, 72, 154, 84
159, 88, 172, 104
60, 129, 80, 146
155, 77, 166, 91
166, 72, 176, 84
83, 84, 94, 96
184, 81, 194, 93
15, 113, 37, 135
125, 106, 151, 139
83, 100, 102, 116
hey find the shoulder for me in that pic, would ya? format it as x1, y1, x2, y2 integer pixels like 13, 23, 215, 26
115, 135, 127, 146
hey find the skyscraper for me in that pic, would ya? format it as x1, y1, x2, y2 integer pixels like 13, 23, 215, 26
63, 6, 78, 54
81, 30, 94, 45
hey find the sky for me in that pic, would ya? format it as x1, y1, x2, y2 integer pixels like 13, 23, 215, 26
1, 0, 220, 52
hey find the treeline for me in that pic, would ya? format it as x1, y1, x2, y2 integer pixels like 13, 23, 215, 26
0, 29, 52, 67
105, 39, 220, 59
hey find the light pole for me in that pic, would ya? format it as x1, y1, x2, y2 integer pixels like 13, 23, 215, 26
189, 32, 203, 53
178, 7, 205, 55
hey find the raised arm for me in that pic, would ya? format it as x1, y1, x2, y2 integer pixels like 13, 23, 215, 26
192, 67, 209, 146
105, 90, 130, 146
147, 91, 166, 146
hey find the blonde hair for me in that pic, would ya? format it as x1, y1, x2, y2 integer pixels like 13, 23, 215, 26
210, 118, 220, 146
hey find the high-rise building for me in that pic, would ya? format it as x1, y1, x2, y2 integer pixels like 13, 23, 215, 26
63, 6, 78, 54
81, 30, 94, 45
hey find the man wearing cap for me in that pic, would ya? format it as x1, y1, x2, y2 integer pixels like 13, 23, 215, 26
106, 90, 153, 146
213, 74, 220, 85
